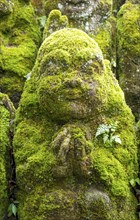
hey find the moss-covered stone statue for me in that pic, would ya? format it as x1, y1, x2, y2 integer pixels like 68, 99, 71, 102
0, 0, 41, 107
0, 93, 15, 219
13, 28, 138, 219
117, 2, 140, 120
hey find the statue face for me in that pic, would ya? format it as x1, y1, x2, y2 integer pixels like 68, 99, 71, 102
37, 53, 104, 122
36, 29, 104, 122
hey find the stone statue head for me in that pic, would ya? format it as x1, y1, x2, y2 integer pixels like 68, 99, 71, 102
35, 28, 104, 122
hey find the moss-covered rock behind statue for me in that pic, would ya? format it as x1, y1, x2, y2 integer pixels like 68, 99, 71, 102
13, 28, 138, 219
0, 0, 41, 107
117, 2, 140, 120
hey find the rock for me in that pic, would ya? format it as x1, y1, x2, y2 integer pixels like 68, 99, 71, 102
117, 2, 140, 120
13, 28, 138, 219
0, 0, 41, 108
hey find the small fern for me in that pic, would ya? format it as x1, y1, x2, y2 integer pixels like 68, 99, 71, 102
95, 122, 121, 148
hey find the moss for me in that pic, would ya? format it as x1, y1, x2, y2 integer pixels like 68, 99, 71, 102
91, 148, 129, 197
117, 2, 140, 119
0, 0, 41, 106
43, 10, 68, 39
94, 21, 112, 59
14, 28, 138, 219
44, 0, 59, 15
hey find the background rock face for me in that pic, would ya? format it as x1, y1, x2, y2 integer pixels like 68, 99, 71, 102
117, 2, 140, 120
13, 28, 137, 219
0, 0, 41, 107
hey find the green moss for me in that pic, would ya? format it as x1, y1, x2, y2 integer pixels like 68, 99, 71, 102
0, 0, 41, 106
91, 148, 129, 197
94, 21, 112, 59
43, 10, 68, 39
44, 0, 59, 15
117, 2, 140, 119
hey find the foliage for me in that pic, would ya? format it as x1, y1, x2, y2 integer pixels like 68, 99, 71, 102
8, 201, 19, 217
38, 16, 46, 29
95, 122, 122, 147
130, 178, 140, 187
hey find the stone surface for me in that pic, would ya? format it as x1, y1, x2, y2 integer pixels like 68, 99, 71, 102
13, 28, 138, 219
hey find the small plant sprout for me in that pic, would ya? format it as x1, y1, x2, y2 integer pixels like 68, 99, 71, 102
130, 178, 140, 187
38, 16, 46, 29
8, 200, 19, 217
95, 122, 122, 148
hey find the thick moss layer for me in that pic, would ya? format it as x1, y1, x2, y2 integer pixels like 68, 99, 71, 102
117, 2, 140, 120
0, 93, 15, 219
14, 28, 138, 219
0, 0, 41, 107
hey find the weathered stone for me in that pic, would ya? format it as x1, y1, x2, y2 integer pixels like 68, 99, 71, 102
13, 28, 138, 219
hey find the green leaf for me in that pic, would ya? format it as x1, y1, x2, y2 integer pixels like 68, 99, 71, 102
103, 134, 109, 143
8, 204, 13, 217
114, 136, 121, 144
130, 178, 136, 187
95, 124, 109, 138
11, 203, 17, 216
38, 16, 46, 28
8, 203, 17, 217
135, 178, 140, 185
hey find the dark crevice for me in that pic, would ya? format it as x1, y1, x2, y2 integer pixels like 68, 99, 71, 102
2, 97, 18, 220
6, 131, 18, 220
